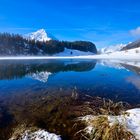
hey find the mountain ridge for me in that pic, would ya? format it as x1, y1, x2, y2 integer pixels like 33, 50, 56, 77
121, 39, 140, 51
99, 43, 127, 54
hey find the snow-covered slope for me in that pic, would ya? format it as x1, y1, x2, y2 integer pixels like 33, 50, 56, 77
99, 44, 127, 54
0, 46, 140, 60
54, 48, 95, 56
101, 47, 140, 59
79, 47, 140, 59
122, 39, 140, 51
0, 46, 140, 59
25, 29, 52, 42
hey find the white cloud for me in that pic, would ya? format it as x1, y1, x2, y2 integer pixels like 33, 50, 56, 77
130, 27, 140, 36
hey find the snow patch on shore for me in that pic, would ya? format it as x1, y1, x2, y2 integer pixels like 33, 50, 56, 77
10, 129, 61, 140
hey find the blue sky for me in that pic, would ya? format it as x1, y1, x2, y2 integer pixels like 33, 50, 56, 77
0, 0, 140, 48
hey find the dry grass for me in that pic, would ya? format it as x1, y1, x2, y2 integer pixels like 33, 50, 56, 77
99, 99, 126, 115
77, 99, 136, 140
9, 124, 38, 140
87, 116, 136, 140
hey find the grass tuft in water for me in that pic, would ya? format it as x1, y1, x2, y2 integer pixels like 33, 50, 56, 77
99, 99, 126, 115
77, 99, 136, 140
87, 116, 136, 140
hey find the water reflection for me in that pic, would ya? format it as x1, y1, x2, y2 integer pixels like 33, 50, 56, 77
0, 60, 96, 80
121, 63, 140, 75
99, 59, 140, 75
0, 59, 140, 139
0, 59, 140, 81
126, 76, 140, 91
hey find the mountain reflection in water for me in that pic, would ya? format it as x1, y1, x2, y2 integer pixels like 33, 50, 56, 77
0, 59, 96, 80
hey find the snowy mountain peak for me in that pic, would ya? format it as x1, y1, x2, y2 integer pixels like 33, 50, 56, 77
25, 29, 52, 42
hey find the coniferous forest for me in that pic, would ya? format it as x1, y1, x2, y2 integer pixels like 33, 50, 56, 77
0, 33, 97, 56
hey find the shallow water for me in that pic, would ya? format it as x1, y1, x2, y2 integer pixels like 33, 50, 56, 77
0, 59, 140, 139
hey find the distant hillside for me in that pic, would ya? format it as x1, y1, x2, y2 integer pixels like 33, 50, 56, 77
99, 44, 126, 54
0, 33, 97, 56
121, 40, 140, 51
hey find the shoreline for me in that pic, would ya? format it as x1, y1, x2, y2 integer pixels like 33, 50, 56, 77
0, 55, 140, 60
